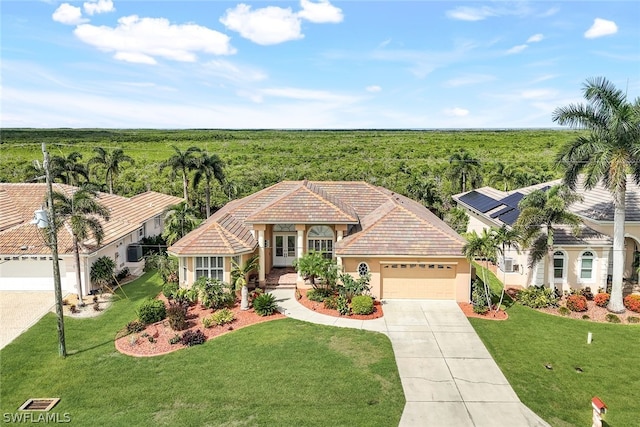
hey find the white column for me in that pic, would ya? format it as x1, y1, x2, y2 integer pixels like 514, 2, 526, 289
258, 230, 265, 284
336, 229, 343, 267
297, 228, 304, 281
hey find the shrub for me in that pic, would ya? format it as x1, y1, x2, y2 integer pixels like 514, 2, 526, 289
90, 256, 116, 289
168, 334, 181, 345
173, 288, 198, 306
69, 305, 78, 314
336, 296, 350, 316
249, 288, 264, 306
166, 302, 188, 331
116, 267, 129, 281
566, 294, 588, 312
581, 287, 594, 301
471, 280, 489, 314
582, 314, 590, 320
136, 298, 166, 325
162, 282, 179, 299
517, 285, 559, 309
594, 293, 610, 308
351, 295, 374, 315
126, 320, 145, 334
253, 293, 278, 316
211, 308, 236, 325
181, 329, 206, 346
192, 277, 235, 309
307, 288, 332, 302
558, 306, 571, 316
605, 313, 621, 323
323, 295, 338, 310
627, 316, 640, 324
623, 294, 640, 312
338, 273, 371, 301
202, 316, 214, 329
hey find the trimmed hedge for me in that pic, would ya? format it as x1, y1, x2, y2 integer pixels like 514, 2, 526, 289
351, 295, 374, 315
136, 298, 166, 325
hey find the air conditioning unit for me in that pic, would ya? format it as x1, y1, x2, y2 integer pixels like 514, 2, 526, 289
500, 257, 515, 273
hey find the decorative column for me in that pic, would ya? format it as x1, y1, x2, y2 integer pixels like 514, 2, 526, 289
257, 228, 266, 285
295, 224, 306, 282
335, 224, 347, 268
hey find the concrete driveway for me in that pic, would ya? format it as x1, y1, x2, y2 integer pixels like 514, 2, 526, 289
271, 289, 549, 427
0, 291, 56, 350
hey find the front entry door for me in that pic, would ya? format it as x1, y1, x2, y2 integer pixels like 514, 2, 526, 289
274, 234, 296, 267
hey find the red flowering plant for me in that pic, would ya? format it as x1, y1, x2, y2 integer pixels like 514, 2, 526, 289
623, 294, 640, 312
566, 294, 588, 312
594, 293, 610, 308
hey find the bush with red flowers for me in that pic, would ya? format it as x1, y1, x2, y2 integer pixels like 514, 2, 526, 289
594, 293, 610, 308
623, 294, 640, 312
566, 294, 588, 312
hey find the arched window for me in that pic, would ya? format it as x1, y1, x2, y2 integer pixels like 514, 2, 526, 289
580, 251, 594, 280
357, 262, 369, 277
553, 251, 565, 280
307, 226, 334, 259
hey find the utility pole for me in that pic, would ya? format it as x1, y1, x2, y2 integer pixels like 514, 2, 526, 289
42, 142, 67, 357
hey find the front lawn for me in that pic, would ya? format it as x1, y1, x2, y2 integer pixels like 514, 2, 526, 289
470, 266, 640, 427
0, 273, 404, 426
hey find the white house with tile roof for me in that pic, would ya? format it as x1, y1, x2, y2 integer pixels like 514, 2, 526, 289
453, 176, 640, 294
0, 183, 182, 294
168, 180, 472, 301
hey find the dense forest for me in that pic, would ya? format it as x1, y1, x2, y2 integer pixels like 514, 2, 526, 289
0, 129, 578, 230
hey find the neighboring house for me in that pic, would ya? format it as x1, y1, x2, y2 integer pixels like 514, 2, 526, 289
453, 177, 640, 294
168, 180, 471, 301
0, 183, 182, 294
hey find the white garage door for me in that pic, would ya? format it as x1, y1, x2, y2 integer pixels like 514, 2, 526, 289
0, 258, 70, 291
381, 263, 457, 299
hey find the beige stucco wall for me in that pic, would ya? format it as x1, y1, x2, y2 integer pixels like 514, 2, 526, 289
342, 257, 471, 302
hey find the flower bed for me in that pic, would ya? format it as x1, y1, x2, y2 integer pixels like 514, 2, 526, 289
296, 289, 384, 320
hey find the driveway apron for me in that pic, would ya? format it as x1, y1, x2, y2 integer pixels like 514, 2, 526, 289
271, 289, 549, 427
0, 291, 56, 350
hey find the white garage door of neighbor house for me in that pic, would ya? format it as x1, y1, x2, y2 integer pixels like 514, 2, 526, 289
0, 258, 70, 291
381, 263, 457, 299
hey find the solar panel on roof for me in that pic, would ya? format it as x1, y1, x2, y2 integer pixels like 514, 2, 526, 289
458, 191, 502, 213
499, 192, 524, 208
490, 206, 514, 219
498, 209, 521, 226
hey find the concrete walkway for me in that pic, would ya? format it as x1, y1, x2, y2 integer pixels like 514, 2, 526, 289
269, 288, 549, 427
0, 291, 56, 350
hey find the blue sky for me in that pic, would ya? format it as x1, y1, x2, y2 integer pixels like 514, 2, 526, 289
2, 1, 639, 128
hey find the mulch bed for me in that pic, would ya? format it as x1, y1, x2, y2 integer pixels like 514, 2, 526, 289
458, 302, 508, 320
115, 295, 285, 357
296, 289, 384, 320
537, 298, 639, 323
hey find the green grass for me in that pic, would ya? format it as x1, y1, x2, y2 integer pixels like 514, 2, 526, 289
469, 265, 640, 427
0, 273, 404, 426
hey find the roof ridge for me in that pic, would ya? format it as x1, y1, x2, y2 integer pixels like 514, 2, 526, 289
340, 200, 396, 249
305, 181, 359, 222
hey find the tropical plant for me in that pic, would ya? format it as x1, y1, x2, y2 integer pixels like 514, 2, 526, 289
161, 202, 201, 246
471, 280, 489, 314
210, 308, 236, 325
448, 149, 482, 193
444, 206, 469, 234
492, 225, 522, 311
338, 273, 371, 301
162, 281, 179, 299
462, 229, 498, 308
566, 294, 588, 312
489, 162, 520, 192
406, 175, 445, 218
594, 293, 610, 308
553, 77, 640, 313
516, 185, 582, 291
180, 329, 206, 346
136, 298, 166, 324
351, 295, 374, 315
231, 254, 259, 310
192, 277, 235, 310
88, 147, 134, 194
166, 302, 189, 331
90, 256, 116, 290
193, 152, 225, 218
52, 185, 110, 305
159, 145, 202, 203
516, 285, 559, 309
50, 152, 89, 185
624, 294, 640, 312
252, 293, 278, 316
293, 251, 336, 290
145, 253, 179, 283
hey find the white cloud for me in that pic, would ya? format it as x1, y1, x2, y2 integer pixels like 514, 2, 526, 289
298, 0, 343, 24
260, 87, 358, 103
446, 6, 496, 21
584, 18, 618, 39
444, 107, 469, 117
202, 60, 267, 83
74, 15, 235, 64
506, 44, 528, 54
444, 74, 496, 88
527, 33, 544, 43
52, 3, 88, 25
220, 4, 303, 45
83, 0, 114, 16
366, 85, 382, 93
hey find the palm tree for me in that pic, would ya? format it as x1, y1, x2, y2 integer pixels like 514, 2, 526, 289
88, 147, 134, 194
52, 186, 110, 305
159, 146, 202, 204
406, 175, 445, 218
50, 152, 89, 185
231, 254, 259, 310
193, 153, 225, 218
492, 225, 522, 311
161, 202, 201, 245
516, 185, 582, 291
462, 228, 498, 308
553, 77, 640, 313
490, 162, 519, 192
448, 149, 482, 193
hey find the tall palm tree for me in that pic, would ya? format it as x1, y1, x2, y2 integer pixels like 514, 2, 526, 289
516, 185, 582, 291
50, 152, 89, 186
162, 202, 201, 245
406, 175, 445, 218
492, 225, 522, 311
553, 77, 640, 313
52, 186, 110, 305
159, 146, 202, 204
193, 153, 225, 218
231, 254, 259, 310
490, 162, 519, 192
448, 149, 482, 193
88, 147, 134, 194
462, 228, 498, 308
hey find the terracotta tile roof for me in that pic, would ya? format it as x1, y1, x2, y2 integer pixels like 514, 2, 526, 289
169, 180, 466, 258
570, 175, 640, 222
552, 224, 612, 246
0, 183, 182, 255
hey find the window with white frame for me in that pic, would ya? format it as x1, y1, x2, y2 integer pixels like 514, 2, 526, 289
307, 225, 334, 259
553, 251, 565, 279
580, 251, 594, 280
195, 256, 224, 281
154, 215, 161, 228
